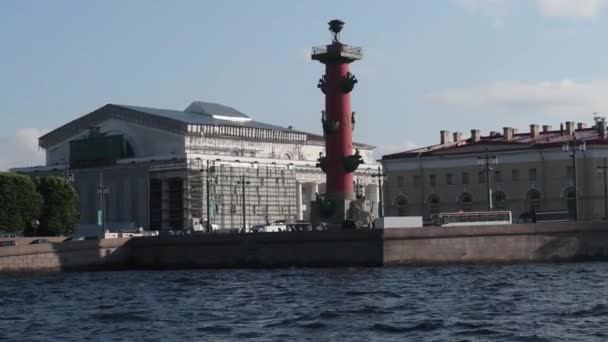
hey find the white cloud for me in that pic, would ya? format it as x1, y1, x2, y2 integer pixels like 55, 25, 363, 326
455, 0, 608, 18
376, 141, 420, 158
537, 0, 608, 18
428, 79, 608, 116
0, 128, 47, 171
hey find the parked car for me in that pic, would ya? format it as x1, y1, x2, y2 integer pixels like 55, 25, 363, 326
29, 239, 50, 244
62, 236, 85, 242
0, 240, 16, 247
287, 222, 314, 232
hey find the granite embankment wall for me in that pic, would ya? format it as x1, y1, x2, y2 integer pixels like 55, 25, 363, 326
0, 238, 130, 272
1, 222, 608, 272
129, 230, 384, 268
384, 221, 608, 265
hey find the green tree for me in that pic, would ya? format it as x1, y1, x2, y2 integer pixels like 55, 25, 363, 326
32, 176, 80, 236
0, 172, 42, 233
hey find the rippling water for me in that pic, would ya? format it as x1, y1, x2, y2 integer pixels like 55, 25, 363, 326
1, 263, 608, 341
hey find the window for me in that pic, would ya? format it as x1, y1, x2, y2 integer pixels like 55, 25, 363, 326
458, 192, 473, 212
566, 166, 574, 179
397, 176, 405, 188
526, 189, 541, 212
446, 173, 453, 185
230, 204, 237, 214
565, 188, 577, 219
428, 195, 440, 215
394, 196, 408, 216
462, 172, 470, 185
478, 171, 486, 184
493, 191, 507, 209
429, 174, 437, 187
512, 169, 520, 182
494, 170, 503, 183
529, 168, 537, 181
413, 175, 422, 187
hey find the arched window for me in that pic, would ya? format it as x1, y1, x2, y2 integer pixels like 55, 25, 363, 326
427, 194, 440, 215
458, 192, 473, 212
493, 191, 507, 210
564, 187, 577, 220
394, 195, 408, 216
525, 189, 541, 212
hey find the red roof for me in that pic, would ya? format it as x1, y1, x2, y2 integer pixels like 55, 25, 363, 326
382, 127, 608, 160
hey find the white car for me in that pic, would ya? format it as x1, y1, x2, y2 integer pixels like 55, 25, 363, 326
249, 221, 287, 233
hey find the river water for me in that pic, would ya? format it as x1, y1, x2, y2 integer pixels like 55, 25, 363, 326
1, 263, 607, 341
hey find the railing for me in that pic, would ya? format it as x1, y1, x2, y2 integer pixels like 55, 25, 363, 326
312, 44, 363, 57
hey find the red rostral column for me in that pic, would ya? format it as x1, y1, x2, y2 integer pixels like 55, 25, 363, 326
312, 20, 363, 222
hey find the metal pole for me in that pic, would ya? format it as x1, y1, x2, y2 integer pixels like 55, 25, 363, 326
99, 170, 106, 234
242, 174, 246, 232
372, 166, 385, 218
573, 145, 579, 221
604, 157, 608, 219
485, 154, 492, 211
378, 174, 384, 218
206, 161, 212, 232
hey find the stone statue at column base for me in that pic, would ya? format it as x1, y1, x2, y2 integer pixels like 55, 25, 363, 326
343, 197, 374, 229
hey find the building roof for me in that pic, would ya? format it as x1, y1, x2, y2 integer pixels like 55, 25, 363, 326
183, 101, 251, 120
383, 122, 608, 160
117, 104, 286, 131
39, 101, 374, 149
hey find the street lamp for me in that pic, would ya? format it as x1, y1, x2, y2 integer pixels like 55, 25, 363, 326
63, 164, 74, 183
563, 138, 586, 221
597, 157, 608, 220
96, 184, 110, 233
201, 160, 217, 233
371, 166, 387, 218
477, 153, 498, 211
96, 169, 110, 236
237, 174, 250, 233
31, 219, 39, 237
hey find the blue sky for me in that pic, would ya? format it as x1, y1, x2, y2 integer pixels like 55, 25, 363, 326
3, 0, 608, 169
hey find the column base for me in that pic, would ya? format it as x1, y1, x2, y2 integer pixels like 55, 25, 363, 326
310, 191, 357, 226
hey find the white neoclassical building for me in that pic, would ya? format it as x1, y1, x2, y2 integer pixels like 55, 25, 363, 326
13, 101, 380, 230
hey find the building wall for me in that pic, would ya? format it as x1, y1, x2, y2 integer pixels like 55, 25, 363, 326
72, 165, 150, 228
185, 134, 375, 164
45, 119, 186, 166
383, 147, 608, 221
17, 116, 380, 231
149, 162, 298, 230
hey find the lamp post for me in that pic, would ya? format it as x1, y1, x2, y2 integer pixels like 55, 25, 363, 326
477, 153, 498, 211
31, 219, 39, 237
205, 160, 216, 232
237, 174, 250, 233
597, 157, 608, 220
96, 171, 110, 234
563, 138, 586, 221
63, 164, 74, 183
371, 166, 386, 218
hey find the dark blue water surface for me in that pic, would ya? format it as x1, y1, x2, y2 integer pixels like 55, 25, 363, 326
1, 263, 608, 341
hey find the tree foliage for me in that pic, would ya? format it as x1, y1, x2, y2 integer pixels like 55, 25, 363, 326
0, 173, 42, 233
32, 176, 80, 236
